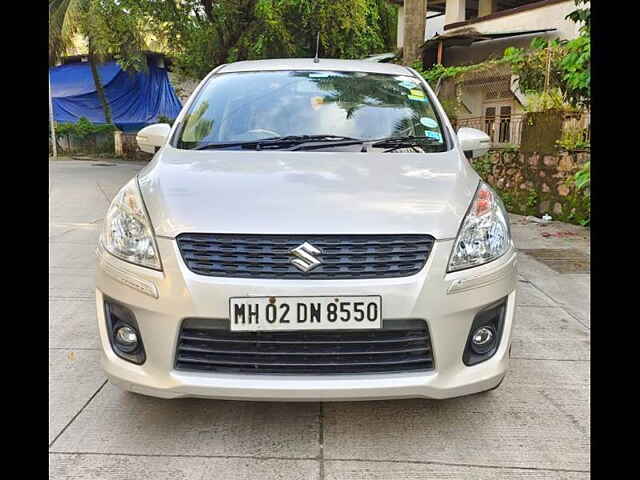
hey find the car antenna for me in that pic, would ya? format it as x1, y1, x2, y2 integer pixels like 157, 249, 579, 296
313, 32, 320, 63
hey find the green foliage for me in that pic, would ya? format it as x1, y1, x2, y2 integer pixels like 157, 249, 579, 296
411, 60, 502, 87
523, 89, 573, 113
503, 39, 567, 97
438, 98, 460, 122
564, 187, 590, 226
574, 161, 590, 191
556, 125, 589, 151
497, 190, 515, 212
89, 0, 148, 73
472, 154, 493, 180
120, 0, 398, 80
559, 34, 590, 109
500, 144, 520, 154
56, 117, 116, 139
49, 0, 147, 72
566, 0, 590, 35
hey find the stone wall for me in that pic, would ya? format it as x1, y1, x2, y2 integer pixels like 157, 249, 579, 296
472, 149, 590, 225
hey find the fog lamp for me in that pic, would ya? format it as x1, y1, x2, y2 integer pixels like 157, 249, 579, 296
115, 325, 139, 352
463, 298, 507, 366
105, 299, 146, 364
470, 326, 496, 355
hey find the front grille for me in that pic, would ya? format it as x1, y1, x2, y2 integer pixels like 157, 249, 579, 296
176, 234, 435, 279
175, 319, 434, 375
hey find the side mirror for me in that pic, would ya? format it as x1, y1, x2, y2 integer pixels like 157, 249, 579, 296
136, 123, 171, 154
457, 127, 491, 159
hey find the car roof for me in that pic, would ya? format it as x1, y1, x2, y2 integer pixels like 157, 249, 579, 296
216, 58, 415, 76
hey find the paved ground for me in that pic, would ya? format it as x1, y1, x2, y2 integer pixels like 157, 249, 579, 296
49, 159, 590, 479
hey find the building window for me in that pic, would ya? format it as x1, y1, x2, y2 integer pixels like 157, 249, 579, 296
498, 106, 512, 143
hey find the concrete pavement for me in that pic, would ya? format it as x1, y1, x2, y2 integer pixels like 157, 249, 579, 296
49, 160, 590, 479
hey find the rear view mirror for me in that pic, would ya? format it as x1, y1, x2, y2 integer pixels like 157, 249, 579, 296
457, 127, 491, 159
136, 124, 171, 154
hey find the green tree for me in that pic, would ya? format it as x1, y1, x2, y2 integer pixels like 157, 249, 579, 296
120, 0, 397, 80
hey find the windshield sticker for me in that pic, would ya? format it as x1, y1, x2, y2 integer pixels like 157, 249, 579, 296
420, 117, 438, 128
425, 130, 442, 140
398, 80, 418, 89
409, 89, 425, 97
308, 72, 331, 78
408, 95, 428, 102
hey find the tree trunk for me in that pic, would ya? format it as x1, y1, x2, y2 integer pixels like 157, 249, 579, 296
88, 45, 113, 125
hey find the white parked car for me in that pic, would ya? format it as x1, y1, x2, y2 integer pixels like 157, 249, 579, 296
96, 58, 516, 401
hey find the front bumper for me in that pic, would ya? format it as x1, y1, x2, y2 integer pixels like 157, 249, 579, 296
96, 238, 517, 401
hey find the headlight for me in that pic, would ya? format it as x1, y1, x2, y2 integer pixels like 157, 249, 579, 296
101, 178, 162, 270
447, 181, 511, 272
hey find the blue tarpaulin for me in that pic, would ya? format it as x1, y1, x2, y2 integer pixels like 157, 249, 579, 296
50, 60, 182, 132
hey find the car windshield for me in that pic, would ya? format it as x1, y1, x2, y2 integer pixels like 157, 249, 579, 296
175, 70, 446, 150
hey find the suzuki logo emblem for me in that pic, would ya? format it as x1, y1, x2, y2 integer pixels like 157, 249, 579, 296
289, 242, 322, 272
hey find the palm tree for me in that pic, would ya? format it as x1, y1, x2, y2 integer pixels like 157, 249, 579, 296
49, 0, 146, 125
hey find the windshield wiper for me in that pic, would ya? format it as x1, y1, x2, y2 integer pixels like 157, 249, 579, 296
371, 136, 441, 147
285, 135, 367, 151
192, 134, 443, 152
193, 135, 361, 151
370, 136, 444, 153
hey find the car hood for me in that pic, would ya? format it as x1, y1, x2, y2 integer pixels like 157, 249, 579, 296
138, 146, 479, 240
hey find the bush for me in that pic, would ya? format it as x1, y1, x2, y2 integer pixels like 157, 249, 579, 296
56, 117, 116, 139
55, 117, 116, 155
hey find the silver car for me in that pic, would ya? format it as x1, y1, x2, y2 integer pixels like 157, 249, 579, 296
96, 58, 516, 401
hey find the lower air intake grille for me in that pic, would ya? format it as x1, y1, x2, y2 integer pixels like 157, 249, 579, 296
175, 319, 434, 375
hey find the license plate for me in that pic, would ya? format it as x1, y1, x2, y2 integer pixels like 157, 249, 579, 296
229, 296, 382, 332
